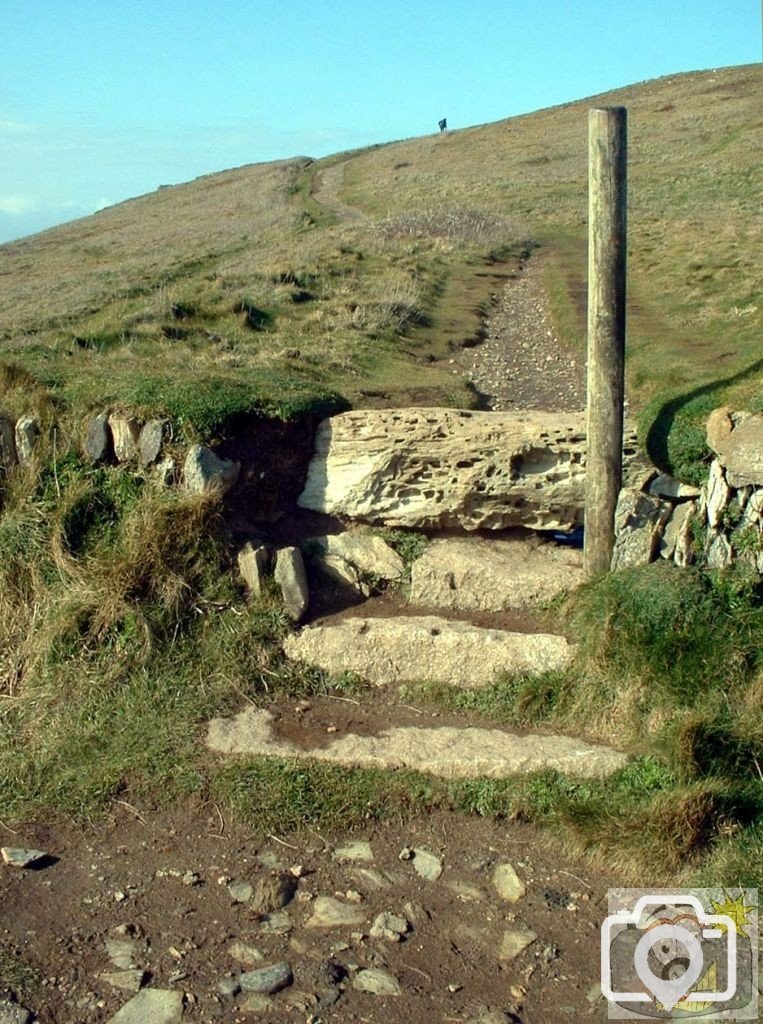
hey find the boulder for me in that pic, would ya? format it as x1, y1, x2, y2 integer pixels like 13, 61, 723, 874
282, 615, 573, 687
611, 489, 672, 570
109, 415, 142, 462
410, 536, 584, 612
298, 408, 590, 531
14, 417, 40, 465
648, 473, 701, 501
274, 547, 309, 622
183, 445, 240, 496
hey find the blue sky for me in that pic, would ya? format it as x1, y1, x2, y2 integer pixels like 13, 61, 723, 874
1, 0, 760, 243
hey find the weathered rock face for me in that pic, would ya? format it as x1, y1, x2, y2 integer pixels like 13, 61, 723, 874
274, 547, 309, 623
298, 408, 589, 531
305, 531, 405, 596
410, 536, 584, 612
611, 489, 672, 570
109, 415, 141, 463
14, 417, 40, 465
85, 412, 113, 463
282, 615, 574, 688
238, 542, 271, 596
707, 408, 763, 487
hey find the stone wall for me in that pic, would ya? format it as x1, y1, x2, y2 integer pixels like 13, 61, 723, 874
611, 408, 763, 573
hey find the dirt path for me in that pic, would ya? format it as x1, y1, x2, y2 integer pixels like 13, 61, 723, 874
458, 256, 585, 413
310, 162, 367, 224
1, 806, 615, 1024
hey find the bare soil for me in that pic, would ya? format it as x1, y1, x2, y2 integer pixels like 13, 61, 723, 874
1, 807, 615, 1024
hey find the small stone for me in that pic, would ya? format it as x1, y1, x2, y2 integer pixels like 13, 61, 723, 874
217, 976, 241, 999
249, 874, 298, 914
402, 899, 430, 924
274, 546, 309, 623
493, 862, 526, 903
333, 840, 374, 863
239, 961, 293, 995
104, 989, 183, 1024
238, 542, 271, 597
444, 880, 486, 902
257, 910, 292, 934
228, 940, 264, 965
412, 848, 443, 881
113, 890, 127, 902
499, 925, 537, 962
99, 970, 146, 993
240, 993, 274, 1014
181, 870, 200, 886
85, 413, 113, 463
349, 867, 391, 891
153, 457, 176, 487
0, 998, 33, 1024
353, 967, 402, 996
370, 911, 410, 942
104, 938, 137, 969
306, 896, 365, 929
228, 880, 253, 903
1, 847, 48, 868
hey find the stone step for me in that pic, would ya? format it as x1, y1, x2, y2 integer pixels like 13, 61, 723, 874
206, 706, 627, 780
282, 615, 573, 688
409, 535, 584, 613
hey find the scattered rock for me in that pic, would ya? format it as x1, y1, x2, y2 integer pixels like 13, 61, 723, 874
257, 910, 292, 934
105, 989, 183, 1024
0, 998, 33, 1024
444, 880, 487, 902
370, 911, 410, 942
239, 961, 293, 995
411, 848, 443, 881
493, 862, 526, 903
1, 847, 48, 868
352, 967, 402, 996
333, 840, 374, 863
283, 615, 573, 688
240, 992, 274, 1013
104, 937, 137, 970
99, 969, 146, 993
274, 546, 309, 622
227, 880, 253, 903
498, 925, 537, 962
183, 444, 240, 496
14, 417, 40, 465
85, 413, 112, 463
109, 415, 141, 462
249, 874, 297, 914
217, 976, 241, 999
306, 896, 366, 929
228, 940, 264, 965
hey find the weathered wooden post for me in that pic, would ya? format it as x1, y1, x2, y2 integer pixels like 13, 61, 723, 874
584, 106, 627, 577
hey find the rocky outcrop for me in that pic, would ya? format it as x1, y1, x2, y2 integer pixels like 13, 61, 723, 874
282, 615, 574, 687
298, 408, 590, 531
409, 536, 584, 612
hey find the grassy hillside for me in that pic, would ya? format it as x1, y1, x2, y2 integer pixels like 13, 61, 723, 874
0, 65, 760, 889
1, 64, 760, 468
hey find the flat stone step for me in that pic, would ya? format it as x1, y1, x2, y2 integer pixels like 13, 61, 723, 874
206, 707, 627, 780
409, 535, 584, 613
282, 615, 573, 688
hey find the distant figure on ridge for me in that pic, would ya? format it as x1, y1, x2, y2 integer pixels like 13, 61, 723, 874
438, 117, 447, 133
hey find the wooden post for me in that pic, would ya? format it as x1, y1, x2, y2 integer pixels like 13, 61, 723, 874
584, 106, 627, 578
